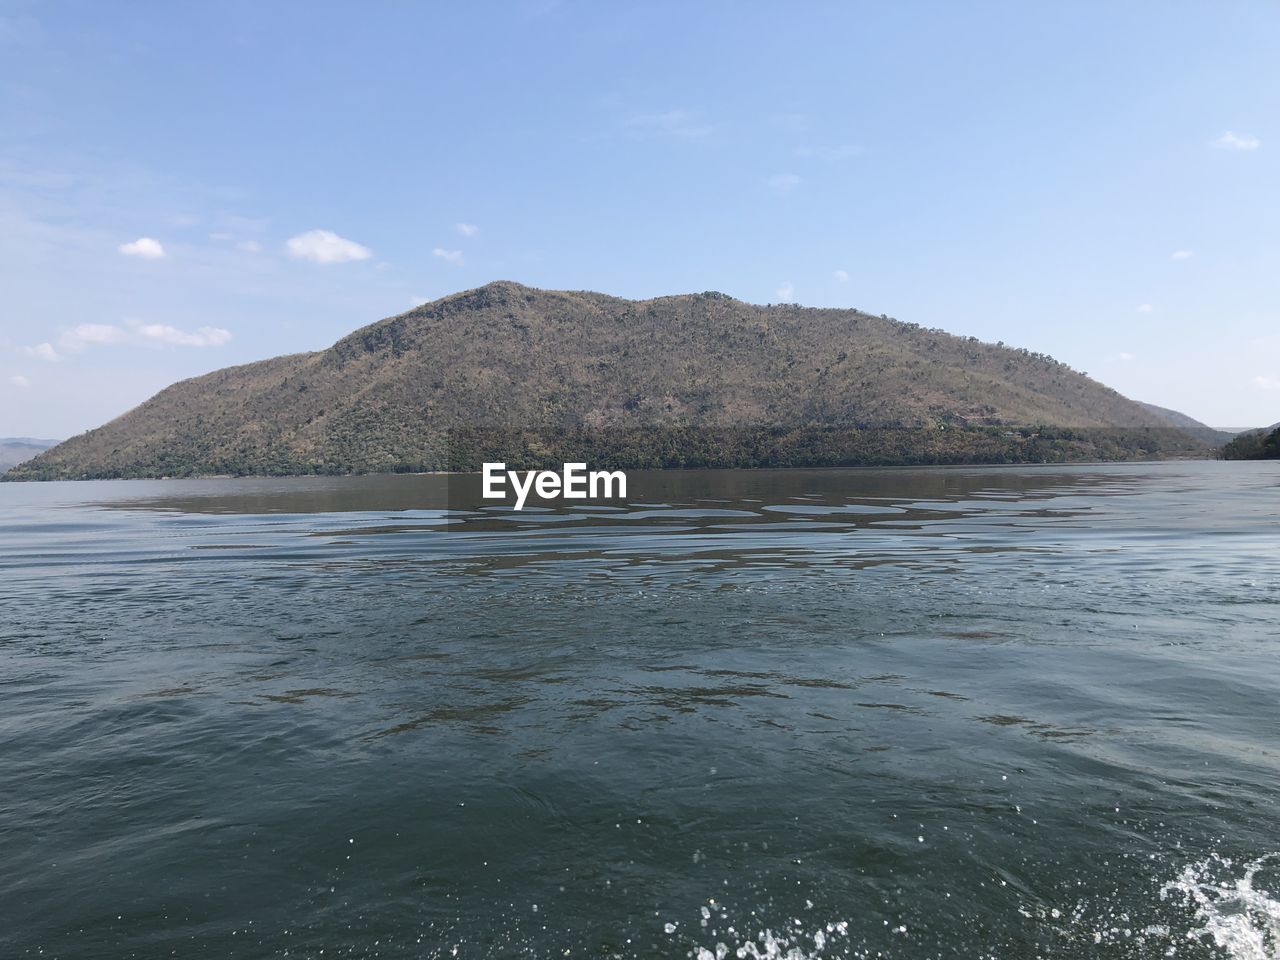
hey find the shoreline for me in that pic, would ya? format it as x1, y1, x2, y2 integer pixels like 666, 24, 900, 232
0, 453, 1231, 484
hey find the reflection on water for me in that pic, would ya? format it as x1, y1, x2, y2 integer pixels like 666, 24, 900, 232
1, 461, 1278, 959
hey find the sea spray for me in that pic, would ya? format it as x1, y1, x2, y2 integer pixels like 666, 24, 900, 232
1162, 854, 1280, 960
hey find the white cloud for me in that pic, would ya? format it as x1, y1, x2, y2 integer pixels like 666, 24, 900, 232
433, 247, 465, 266
131, 323, 232, 347
62, 324, 126, 350
23, 342, 60, 362
208, 232, 233, 241
1171, 249, 1193, 260
118, 237, 166, 259
1212, 131, 1260, 151
775, 281, 795, 303
1254, 375, 1280, 391
794, 144, 865, 160
11, 375, 30, 387
237, 239, 262, 253
1118, 352, 1133, 361
455, 222, 480, 238
285, 229, 373, 264
624, 109, 714, 139
766, 173, 802, 195
1137, 303, 1154, 314
833, 269, 849, 283
55, 321, 231, 353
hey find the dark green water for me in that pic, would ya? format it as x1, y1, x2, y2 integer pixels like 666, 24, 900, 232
2, 462, 1278, 959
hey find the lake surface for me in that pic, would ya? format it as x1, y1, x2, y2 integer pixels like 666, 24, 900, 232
2, 461, 1278, 959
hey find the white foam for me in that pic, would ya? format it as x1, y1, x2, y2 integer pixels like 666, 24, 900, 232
672, 906, 851, 960
1162, 853, 1280, 959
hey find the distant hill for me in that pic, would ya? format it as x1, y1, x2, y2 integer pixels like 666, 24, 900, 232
6, 282, 1216, 480
1221, 425, 1280, 460
0, 438, 58, 473
1133, 403, 1235, 446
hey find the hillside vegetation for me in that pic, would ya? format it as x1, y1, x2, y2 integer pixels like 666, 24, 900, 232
1134, 403, 1234, 447
0, 438, 57, 473
1221, 425, 1280, 460
7, 282, 1215, 480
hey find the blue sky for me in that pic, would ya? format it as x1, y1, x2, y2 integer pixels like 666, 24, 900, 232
2, 0, 1277, 437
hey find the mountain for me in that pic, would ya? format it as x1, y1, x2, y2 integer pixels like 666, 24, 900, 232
5, 282, 1215, 480
1133, 403, 1235, 446
1221, 424, 1280, 460
0, 437, 58, 473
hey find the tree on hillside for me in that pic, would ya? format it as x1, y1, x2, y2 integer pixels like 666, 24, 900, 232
1221, 425, 1280, 460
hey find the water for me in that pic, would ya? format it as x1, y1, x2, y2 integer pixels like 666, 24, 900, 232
2, 461, 1278, 959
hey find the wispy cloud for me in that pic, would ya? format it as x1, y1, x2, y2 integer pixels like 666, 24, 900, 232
64, 323, 128, 349
1171, 249, 1193, 261
455, 222, 480, 238
624, 109, 714, 139
1212, 131, 1260, 151
1254, 375, 1280, 391
206, 231, 261, 253
10, 374, 30, 388
40, 320, 234, 355
775, 281, 795, 303
766, 173, 802, 196
285, 229, 372, 264
118, 237, 166, 259
130, 323, 232, 347
1137, 303, 1154, 314
794, 144, 865, 161
433, 248, 465, 266
23, 342, 59, 362
833, 269, 849, 283
20, 325, 227, 366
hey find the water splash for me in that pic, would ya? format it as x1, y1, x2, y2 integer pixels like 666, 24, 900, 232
669, 899, 857, 959
1162, 854, 1280, 959
689, 921, 852, 960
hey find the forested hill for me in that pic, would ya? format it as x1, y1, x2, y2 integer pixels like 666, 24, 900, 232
7, 282, 1215, 479
1221, 425, 1280, 460
1134, 403, 1233, 446
0, 437, 57, 473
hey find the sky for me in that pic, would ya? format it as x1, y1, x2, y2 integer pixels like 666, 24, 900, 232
2, 0, 1278, 437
